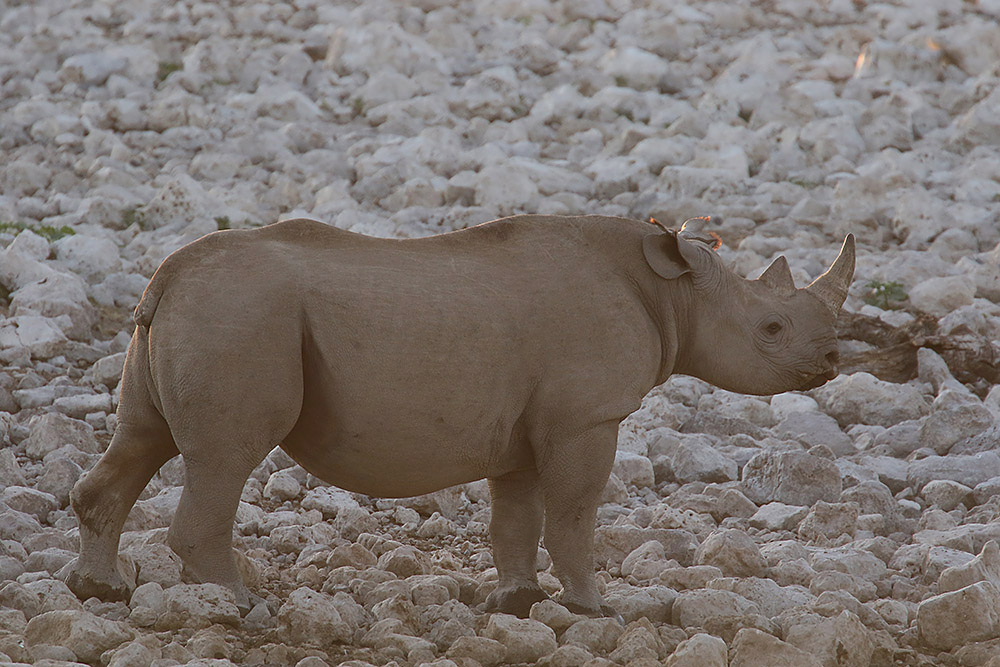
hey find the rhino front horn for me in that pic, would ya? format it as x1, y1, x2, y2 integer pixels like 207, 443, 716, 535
807, 234, 856, 313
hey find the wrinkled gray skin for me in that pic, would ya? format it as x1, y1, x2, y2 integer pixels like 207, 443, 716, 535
67, 215, 855, 618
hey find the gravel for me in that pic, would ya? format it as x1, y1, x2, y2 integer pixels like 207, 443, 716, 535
2, 0, 1000, 664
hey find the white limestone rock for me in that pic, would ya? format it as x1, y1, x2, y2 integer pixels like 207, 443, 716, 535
695, 529, 767, 578
664, 632, 727, 667
917, 581, 1000, 651
612, 451, 655, 488
277, 587, 354, 648
25, 609, 132, 663
813, 372, 930, 428
482, 614, 556, 664
741, 450, 842, 507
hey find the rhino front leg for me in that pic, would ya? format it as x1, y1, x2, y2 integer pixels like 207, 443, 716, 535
541, 422, 618, 617
484, 468, 548, 617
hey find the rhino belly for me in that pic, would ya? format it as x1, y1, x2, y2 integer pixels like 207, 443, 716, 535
281, 408, 524, 498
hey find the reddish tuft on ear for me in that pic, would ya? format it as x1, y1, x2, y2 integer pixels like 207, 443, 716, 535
648, 216, 670, 233
708, 231, 723, 251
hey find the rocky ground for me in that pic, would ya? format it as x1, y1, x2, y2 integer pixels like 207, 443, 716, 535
2, 0, 1000, 665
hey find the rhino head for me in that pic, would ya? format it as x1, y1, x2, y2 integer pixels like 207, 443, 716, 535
643, 221, 856, 395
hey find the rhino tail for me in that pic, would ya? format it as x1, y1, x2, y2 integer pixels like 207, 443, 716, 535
133, 259, 177, 328
133, 278, 162, 328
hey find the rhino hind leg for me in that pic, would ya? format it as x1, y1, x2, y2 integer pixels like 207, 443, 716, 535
484, 468, 548, 617
166, 439, 273, 613
541, 423, 618, 618
68, 419, 179, 602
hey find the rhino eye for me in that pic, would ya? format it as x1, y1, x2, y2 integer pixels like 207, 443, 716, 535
763, 321, 783, 336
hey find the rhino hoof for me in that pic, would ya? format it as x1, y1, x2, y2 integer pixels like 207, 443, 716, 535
485, 585, 549, 618
562, 599, 623, 623
63, 558, 135, 603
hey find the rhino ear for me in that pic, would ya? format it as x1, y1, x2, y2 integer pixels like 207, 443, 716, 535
643, 231, 689, 279
643, 230, 705, 280
758, 255, 796, 293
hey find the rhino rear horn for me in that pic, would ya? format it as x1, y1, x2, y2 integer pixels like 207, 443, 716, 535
806, 234, 856, 313
758, 256, 796, 293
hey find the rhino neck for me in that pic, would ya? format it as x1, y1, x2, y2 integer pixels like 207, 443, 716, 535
630, 265, 693, 387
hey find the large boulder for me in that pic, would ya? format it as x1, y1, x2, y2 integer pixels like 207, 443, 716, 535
741, 450, 841, 507
917, 581, 1000, 651
482, 614, 556, 664
25, 610, 132, 663
730, 628, 823, 667
695, 529, 767, 578
813, 372, 929, 428
277, 587, 354, 648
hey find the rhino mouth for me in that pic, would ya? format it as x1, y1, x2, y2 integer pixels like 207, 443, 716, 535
799, 368, 838, 390
799, 374, 830, 390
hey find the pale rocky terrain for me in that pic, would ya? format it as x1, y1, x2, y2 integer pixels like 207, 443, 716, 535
2, 0, 1000, 665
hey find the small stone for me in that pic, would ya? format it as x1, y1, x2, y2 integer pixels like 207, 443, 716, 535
671, 589, 759, 628
594, 526, 698, 569
695, 529, 767, 578
784, 610, 874, 667
128, 582, 164, 612
659, 565, 723, 591
24, 609, 133, 663
0, 508, 43, 542
608, 619, 665, 663
664, 632, 727, 667
155, 584, 240, 630
445, 636, 505, 667
538, 644, 595, 667
473, 165, 540, 216
667, 437, 738, 484
0, 486, 57, 521
277, 587, 354, 648
22, 412, 100, 460
917, 581, 1000, 651
730, 628, 823, 667
613, 451, 655, 488
797, 501, 859, 542
126, 543, 183, 588
919, 402, 995, 455
621, 540, 669, 581
908, 452, 1000, 492
264, 470, 302, 502
922, 479, 973, 511
529, 600, 587, 635
603, 583, 676, 624
561, 617, 624, 655
35, 457, 83, 507
749, 502, 809, 531
482, 614, 557, 664
908, 275, 976, 317
808, 571, 877, 602
24, 547, 76, 575
974, 477, 1000, 505
378, 545, 428, 578
53, 393, 113, 420
775, 412, 854, 456
939, 540, 1000, 594
741, 450, 842, 507
813, 372, 930, 428
713, 488, 758, 521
